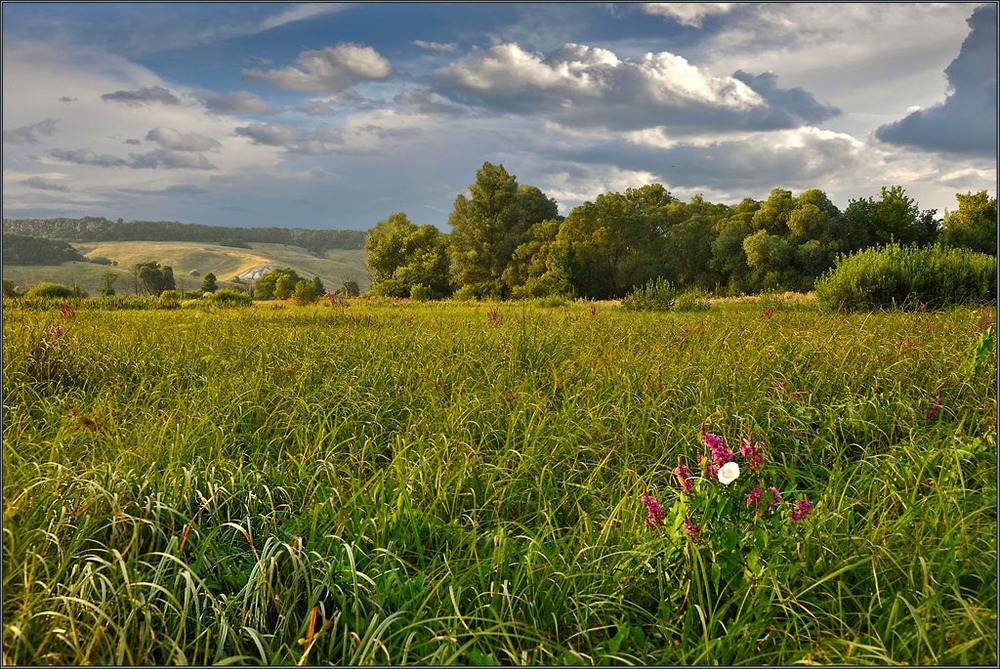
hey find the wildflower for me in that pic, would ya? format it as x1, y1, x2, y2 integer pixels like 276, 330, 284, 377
699, 453, 719, 480
487, 305, 502, 325
701, 429, 733, 467
674, 458, 694, 493
767, 486, 781, 511
641, 495, 665, 528
589, 305, 597, 316
739, 439, 765, 471
59, 302, 75, 319
922, 393, 942, 420
762, 307, 775, 318
791, 496, 812, 522
682, 520, 700, 540
717, 461, 740, 485
746, 485, 762, 513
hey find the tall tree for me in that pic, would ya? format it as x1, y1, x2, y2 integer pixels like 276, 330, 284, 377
366, 212, 451, 298
447, 162, 557, 297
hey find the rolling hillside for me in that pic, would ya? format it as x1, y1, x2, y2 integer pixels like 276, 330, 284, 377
1, 240, 371, 296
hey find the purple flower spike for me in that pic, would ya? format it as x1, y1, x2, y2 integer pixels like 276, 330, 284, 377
739, 439, 765, 471
682, 520, 700, 541
791, 496, 812, 522
767, 486, 781, 512
701, 429, 733, 468
641, 495, 665, 528
674, 458, 694, 493
922, 393, 942, 420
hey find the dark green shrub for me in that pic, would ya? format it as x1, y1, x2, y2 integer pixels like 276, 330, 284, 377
26, 282, 74, 299
621, 277, 676, 311
209, 288, 252, 307
815, 243, 996, 312
675, 290, 712, 312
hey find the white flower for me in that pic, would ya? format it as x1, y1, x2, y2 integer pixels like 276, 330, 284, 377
717, 461, 740, 485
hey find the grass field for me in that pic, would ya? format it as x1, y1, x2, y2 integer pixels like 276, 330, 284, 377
1, 241, 370, 296
2, 295, 996, 664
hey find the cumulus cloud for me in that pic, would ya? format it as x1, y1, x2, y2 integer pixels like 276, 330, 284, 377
243, 43, 392, 92
145, 127, 222, 152
196, 90, 275, 115
430, 42, 836, 133
875, 4, 997, 157
101, 85, 181, 106
3, 118, 58, 144
642, 3, 734, 28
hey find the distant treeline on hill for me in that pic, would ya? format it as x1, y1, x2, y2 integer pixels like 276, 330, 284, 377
2, 233, 86, 265
2, 217, 367, 255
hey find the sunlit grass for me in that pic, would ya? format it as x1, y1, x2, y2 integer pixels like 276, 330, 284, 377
3, 296, 996, 664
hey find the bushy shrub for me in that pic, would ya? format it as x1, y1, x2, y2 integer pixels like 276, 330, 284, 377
675, 290, 712, 312
409, 284, 432, 301
621, 277, 676, 311
209, 288, 252, 307
452, 285, 479, 301
815, 243, 996, 312
159, 290, 181, 309
26, 282, 75, 299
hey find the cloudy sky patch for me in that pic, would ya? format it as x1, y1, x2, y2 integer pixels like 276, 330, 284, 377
1, 2, 994, 229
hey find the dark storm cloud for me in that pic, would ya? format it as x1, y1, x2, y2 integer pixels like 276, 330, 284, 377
732, 71, 841, 127
875, 4, 997, 157
3, 118, 58, 144
101, 85, 181, 106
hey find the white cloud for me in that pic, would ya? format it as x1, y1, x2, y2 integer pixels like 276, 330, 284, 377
243, 43, 392, 92
642, 3, 734, 28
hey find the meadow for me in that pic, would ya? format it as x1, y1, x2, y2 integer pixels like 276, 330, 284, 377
2, 295, 996, 665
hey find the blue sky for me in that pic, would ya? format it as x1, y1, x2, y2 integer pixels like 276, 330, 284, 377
2, 2, 996, 230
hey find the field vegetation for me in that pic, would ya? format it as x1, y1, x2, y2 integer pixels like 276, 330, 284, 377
3, 295, 996, 665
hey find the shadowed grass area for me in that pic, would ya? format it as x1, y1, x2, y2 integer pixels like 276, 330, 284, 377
2, 297, 996, 664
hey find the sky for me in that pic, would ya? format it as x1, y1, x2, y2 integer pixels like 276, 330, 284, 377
2, 2, 997, 231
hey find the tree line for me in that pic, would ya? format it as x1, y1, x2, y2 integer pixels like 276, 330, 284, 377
366, 162, 997, 300
1, 217, 366, 256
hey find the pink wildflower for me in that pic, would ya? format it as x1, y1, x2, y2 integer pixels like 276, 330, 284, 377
699, 453, 719, 480
674, 458, 694, 493
682, 520, 700, 541
641, 495, 665, 528
767, 486, 781, 511
791, 496, 812, 522
59, 302, 75, 319
700, 429, 733, 468
922, 394, 942, 420
739, 439, 765, 471
746, 485, 762, 514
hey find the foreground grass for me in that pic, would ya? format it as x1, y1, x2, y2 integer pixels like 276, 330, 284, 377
2, 297, 996, 664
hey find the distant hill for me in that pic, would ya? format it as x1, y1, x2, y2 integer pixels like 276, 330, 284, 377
1, 239, 371, 296
3, 216, 367, 256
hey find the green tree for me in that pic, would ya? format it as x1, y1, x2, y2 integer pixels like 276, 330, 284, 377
100, 271, 119, 297
254, 267, 302, 300
843, 186, 939, 249
942, 191, 996, 255
366, 212, 451, 298
312, 276, 325, 296
135, 261, 174, 296
447, 162, 558, 297
293, 279, 318, 305
201, 272, 218, 293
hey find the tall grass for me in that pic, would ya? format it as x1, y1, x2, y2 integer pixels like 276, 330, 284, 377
3, 297, 996, 664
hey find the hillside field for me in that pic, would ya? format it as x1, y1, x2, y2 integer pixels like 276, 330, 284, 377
1, 240, 371, 295
2, 296, 996, 665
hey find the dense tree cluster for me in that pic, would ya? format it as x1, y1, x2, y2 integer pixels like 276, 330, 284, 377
366, 162, 997, 299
